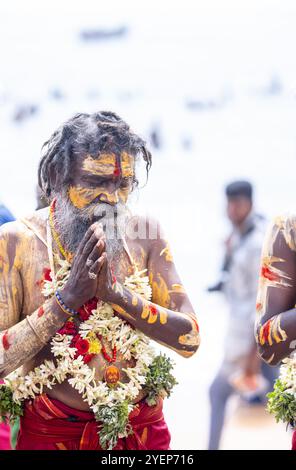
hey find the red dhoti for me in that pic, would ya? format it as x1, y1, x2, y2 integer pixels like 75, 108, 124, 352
16, 394, 171, 450
0, 380, 11, 450
292, 430, 296, 450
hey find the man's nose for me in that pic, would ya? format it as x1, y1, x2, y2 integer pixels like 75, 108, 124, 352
98, 190, 119, 205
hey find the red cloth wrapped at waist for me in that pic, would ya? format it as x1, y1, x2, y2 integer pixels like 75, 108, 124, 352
16, 394, 171, 450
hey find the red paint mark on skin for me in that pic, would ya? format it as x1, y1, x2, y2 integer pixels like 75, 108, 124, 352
149, 305, 158, 316
262, 320, 272, 344
113, 159, 120, 177
261, 266, 280, 282
2, 330, 10, 350
192, 317, 199, 332
110, 265, 117, 286
256, 302, 262, 312
38, 306, 45, 317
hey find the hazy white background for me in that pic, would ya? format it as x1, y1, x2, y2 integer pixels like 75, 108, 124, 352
0, 0, 296, 449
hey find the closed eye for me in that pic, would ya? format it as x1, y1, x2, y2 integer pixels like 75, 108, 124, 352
120, 177, 133, 188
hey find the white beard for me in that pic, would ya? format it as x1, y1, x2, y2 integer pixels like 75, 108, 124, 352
54, 191, 130, 263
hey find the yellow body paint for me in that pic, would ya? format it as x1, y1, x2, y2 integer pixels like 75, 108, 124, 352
83, 152, 134, 179
178, 332, 200, 347
132, 295, 138, 306
159, 242, 173, 262
149, 272, 170, 308
140, 301, 167, 325
68, 185, 119, 208
121, 152, 134, 178
258, 316, 287, 346
169, 284, 186, 294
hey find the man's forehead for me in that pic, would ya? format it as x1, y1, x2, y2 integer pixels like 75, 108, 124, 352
81, 152, 134, 178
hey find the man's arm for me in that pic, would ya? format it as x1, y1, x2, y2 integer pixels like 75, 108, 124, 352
255, 216, 296, 366
0, 221, 106, 378
0, 224, 71, 378
107, 224, 200, 358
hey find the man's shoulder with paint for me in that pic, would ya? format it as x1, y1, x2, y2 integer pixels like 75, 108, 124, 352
126, 212, 166, 249
0, 207, 49, 243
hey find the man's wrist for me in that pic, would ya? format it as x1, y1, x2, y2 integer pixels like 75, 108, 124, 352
106, 282, 125, 305
58, 288, 81, 312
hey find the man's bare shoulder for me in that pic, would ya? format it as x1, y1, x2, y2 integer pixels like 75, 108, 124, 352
126, 213, 167, 253
0, 207, 49, 243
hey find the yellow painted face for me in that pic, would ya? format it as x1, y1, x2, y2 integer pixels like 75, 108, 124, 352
82, 152, 134, 179
68, 186, 120, 209
68, 152, 135, 208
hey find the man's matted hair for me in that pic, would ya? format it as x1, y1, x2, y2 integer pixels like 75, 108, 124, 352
38, 111, 152, 199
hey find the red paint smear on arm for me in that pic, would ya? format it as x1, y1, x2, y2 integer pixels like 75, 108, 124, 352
37, 306, 45, 317
261, 266, 280, 282
149, 305, 158, 316
2, 330, 10, 350
262, 320, 271, 344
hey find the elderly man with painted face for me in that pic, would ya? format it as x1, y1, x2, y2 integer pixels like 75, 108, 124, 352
0, 112, 200, 450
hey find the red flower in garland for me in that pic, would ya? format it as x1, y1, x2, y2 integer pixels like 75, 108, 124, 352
83, 354, 95, 364
36, 267, 52, 287
43, 267, 52, 282
75, 337, 90, 356
78, 308, 91, 322
71, 334, 80, 346
78, 298, 98, 321
58, 320, 77, 336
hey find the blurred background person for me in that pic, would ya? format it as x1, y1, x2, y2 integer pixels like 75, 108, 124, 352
207, 181, 279, 450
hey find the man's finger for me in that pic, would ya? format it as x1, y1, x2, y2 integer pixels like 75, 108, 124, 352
81, 230, 105, 261
90, 252, 107, 275
87, 239, 106, 264
76, 225, 96, 257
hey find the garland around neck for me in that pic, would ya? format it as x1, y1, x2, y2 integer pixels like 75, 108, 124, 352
3, 219, 177, 449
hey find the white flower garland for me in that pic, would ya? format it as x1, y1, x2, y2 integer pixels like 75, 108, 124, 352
267, 351, 296, 430
276, 353, 296, 397
5, 262, 156, 423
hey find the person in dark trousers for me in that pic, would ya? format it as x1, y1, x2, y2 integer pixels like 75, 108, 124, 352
207, 180, 278, 450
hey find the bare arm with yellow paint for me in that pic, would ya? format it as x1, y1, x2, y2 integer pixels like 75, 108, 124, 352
0, 223, 71, 379
0, 221, 105, 378
107, 227, 200, 358
255, 216, 296, 366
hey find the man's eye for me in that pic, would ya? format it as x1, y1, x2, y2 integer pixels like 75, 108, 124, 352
120, 179, 132, 188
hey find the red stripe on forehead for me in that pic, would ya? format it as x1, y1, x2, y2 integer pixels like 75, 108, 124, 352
113, 158, 121, 177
